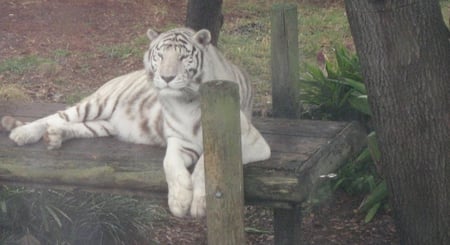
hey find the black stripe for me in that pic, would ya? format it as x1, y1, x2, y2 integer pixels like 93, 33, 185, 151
83, 122, 98, 137
95, 103, 104, 120
58, 111, 69, 122
101, 124, 112, 136
140, 118, 150, 134
110, 92, 124, 118
83, 103, 91, 122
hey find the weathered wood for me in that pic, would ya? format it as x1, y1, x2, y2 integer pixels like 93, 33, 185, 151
271, 3, 300, 118
274, 205, 302, 245
0, 102, 367, 207
200, 81, 245, 245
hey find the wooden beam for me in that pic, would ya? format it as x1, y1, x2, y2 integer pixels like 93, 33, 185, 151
274, 205, 303, 245
0, 103, 367, 206
200, 81, 245, 244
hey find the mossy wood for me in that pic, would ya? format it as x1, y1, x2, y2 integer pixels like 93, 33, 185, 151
200, 81, 245, 245
0, 102, 366, 206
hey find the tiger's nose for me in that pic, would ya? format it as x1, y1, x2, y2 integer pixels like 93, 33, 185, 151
161, 76, 176, 83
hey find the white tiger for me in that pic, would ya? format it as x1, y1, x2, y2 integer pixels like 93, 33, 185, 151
1, 27, 271, 218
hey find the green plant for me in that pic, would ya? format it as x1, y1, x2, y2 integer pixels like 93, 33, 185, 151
301, 46, 388, 222
0, 186, 166, 244
300, 46, 370, 121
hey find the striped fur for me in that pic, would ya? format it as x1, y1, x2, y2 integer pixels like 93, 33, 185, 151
2, 27, 271, 218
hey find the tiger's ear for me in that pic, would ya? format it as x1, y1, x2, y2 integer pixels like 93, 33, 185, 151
193, 29, 211, 46
147, 28, 159, 41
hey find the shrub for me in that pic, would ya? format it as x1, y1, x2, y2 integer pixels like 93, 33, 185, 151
0, 186, 167, 244
300, 46, 388, 222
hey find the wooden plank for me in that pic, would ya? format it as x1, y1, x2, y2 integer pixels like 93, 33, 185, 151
0, 102, 367, 205
201, 81, 245, 245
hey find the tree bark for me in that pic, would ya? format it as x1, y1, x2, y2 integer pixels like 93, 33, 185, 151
344, 1, 450, 244
185, 0, 223, 46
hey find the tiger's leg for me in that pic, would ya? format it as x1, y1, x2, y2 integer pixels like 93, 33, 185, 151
6, 112, 70, 146
5, 100, 111, 146
45, 120, 116, 150
163, 137, 199, 217
240, 111, 271, 164
190, 154, 206, 218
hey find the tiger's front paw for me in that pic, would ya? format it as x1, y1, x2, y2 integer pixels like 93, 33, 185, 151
190, 188, 206, 218
9, 124, 43, 146
43, 126, 63, 150
167, 176, 193, 218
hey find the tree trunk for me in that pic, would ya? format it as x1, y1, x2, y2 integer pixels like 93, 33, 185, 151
185, 0, 223, 46
344, 1, 450, 244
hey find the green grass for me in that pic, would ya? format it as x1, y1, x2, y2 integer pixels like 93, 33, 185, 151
0, 55, 53, 75
0, 54, 63, 82
53, 49, 71, 58
99, 35, 148, 60
219, 2, 351, 84
298, 5, 352, 66
0, 187, 166, 245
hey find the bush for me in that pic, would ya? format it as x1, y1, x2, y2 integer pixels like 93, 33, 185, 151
300, 46, 388, 222
0, 186, 167, 244
300, 46, 370, 122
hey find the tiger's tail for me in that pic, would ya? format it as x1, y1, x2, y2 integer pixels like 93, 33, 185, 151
1, 116, 25, 132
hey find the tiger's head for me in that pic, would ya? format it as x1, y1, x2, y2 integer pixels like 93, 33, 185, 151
144, 28, 211, 97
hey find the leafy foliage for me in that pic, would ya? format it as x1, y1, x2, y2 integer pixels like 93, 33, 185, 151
300, 46, 370, 121
0, 186, 166, 244
301, 47, 388, 222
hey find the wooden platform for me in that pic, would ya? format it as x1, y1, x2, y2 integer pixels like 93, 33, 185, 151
0, 102, 367, 208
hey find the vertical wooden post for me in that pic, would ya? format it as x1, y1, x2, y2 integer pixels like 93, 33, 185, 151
271, 3, 300, 118
200, 81, 245, 245
271, 3, 303, 244
274, 205, 303, 245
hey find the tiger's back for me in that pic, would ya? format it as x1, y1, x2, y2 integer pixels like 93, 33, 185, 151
90, 70, 166, 146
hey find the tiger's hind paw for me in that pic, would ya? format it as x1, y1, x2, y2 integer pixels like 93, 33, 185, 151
43, 126, 63, 150
9, 124, 43, 146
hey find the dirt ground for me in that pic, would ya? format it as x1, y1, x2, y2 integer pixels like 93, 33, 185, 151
0, 0, 399, 244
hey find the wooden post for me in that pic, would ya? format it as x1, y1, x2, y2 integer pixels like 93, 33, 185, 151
271, 3, 303, 244
274, 206, 303, 245
200, 81, 245, 245
271, 3, 300, 118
